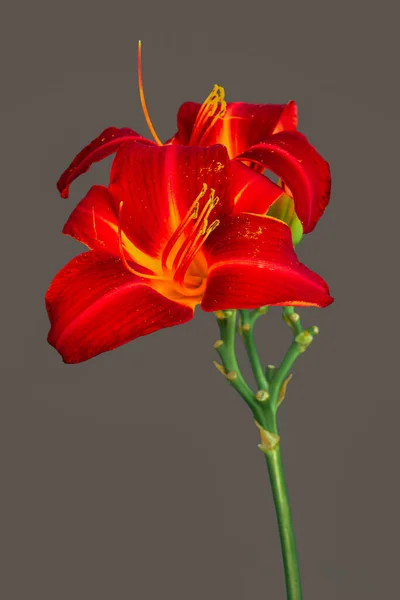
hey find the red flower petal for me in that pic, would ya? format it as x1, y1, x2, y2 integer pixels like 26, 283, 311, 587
46, 252, 194, 363
228, 160, 283, 215
57, 127, 151, 199
109, 142, 232, 258
175, 100, 298, 158
62, 184, 160, 274
172, 102, 199, 145
237, 132, 331, 233
271, 101, 298, 134
201, 213, 333, 310
62, 185, 120, 256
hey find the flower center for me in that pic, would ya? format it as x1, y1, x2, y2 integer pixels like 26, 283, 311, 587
189, 85, 227, 145
162, 183, 220, 287
117, 184, 220, 298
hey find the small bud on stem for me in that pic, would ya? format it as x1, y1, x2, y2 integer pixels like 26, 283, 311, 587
255, 389, 270, 402
213, 339, 224, 349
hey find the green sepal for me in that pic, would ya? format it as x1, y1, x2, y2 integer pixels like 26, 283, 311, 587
267, 193, 303, 246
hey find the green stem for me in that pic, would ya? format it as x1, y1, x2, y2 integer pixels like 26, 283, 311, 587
214, 311, 265, 423
265, 446, 302, 600
269, 341, 301, 410
239, 310, 269, 392
213, 307, 319, 599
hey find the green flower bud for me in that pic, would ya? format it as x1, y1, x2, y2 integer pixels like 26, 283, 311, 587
267, 193, 303, 246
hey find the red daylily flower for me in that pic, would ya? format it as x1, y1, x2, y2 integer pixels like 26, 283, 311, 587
47, 143, 332, 364
170, 85, 331, 234
57, 45, 330, 237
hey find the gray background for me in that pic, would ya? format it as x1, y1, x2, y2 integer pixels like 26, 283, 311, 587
1, 1, 399, 598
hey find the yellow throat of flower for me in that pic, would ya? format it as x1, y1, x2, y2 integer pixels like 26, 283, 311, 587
117, 183, 220, 302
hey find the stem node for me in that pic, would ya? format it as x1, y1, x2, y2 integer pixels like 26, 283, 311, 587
255, 421, 280, 452
255, 389, 270, 402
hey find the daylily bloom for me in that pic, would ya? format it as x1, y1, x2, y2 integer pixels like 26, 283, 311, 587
47, 143, 332, 364
57, 44, 330, 241
170, 85, 331, 236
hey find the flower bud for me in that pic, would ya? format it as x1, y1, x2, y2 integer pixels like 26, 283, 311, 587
267, 193, 303, 246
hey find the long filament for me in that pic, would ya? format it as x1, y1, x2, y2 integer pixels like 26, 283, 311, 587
173, 220, 220, 285
161, 183, 208, 271
137, 41, 163, 146
172, 192, 219, 275
197, 103, 226, 144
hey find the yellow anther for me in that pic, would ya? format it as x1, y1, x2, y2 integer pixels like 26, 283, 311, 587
190, 85, 227, 145
210, 195, 219, 209
192, 202, 199, 219
213, 339, 224, 349
206, 220, 220, 235
200, 219, 208, 235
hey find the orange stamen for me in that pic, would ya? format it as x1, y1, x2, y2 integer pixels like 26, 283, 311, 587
173, 220, 220, 286
161, 183, 208, 271
199, 108, 226, 144
193, 86, 222, 131
189, 85, 227, 145
137, 41, 163, 146
171, 190, 218, 275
